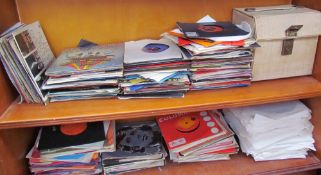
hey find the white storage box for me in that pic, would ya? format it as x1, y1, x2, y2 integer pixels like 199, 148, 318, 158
233, 5, 321, 81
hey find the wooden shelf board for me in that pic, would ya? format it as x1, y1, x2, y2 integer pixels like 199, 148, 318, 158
1, 76, 321, 129
130, 153, 321, 175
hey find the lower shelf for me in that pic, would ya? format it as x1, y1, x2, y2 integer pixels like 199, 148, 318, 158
130, 153, 321, 175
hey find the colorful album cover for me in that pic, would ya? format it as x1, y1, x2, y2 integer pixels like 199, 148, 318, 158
176, 22, 249, 39
157, 110, 227, 151
46, 43, 124, 76
38, 122, 106, 151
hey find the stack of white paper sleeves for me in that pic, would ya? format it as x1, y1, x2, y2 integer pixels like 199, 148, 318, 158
223, 100, 315, 161
163, 15, 256, 90
43, 44, 124, 102
120, 38, 190, 99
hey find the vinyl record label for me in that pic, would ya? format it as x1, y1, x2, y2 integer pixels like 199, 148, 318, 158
60, 123, 87, 136
142, 43, 169, 53
197, 25, 223, 33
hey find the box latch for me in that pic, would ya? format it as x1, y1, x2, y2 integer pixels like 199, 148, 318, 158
281, 25, 303, 55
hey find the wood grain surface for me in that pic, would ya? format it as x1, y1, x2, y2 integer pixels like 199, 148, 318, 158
0, 0, 19, 33
16, 0, 291, 55
0, 128, 35, 175
0, 0, 19, 116
0, 1, 321, 175
293, 0, 321, 81
304, 97, 321, 160
1, 76, 321, 129
128, 153, 321, 175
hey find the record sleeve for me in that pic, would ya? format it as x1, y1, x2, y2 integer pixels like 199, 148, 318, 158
124, 38, 183, 65
157, 110, 227, 151
46, 43, 124, 77
176, 22, 249, 39
102, 121, 163, 158
38, 122, 106, 151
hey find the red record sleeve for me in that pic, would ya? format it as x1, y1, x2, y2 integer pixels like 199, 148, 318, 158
157, 110, 225, 151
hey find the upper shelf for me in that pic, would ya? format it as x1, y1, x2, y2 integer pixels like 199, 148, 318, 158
0, 76, 321, 129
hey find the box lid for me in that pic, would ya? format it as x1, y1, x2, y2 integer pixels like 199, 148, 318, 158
234, 5, 321, 40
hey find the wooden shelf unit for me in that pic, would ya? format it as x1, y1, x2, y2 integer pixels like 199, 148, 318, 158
0, 0, 321, 175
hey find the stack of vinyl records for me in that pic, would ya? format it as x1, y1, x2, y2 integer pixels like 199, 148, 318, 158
223, 100, 315, 161
120, 38, 190, 99
43, 44, 124, 102
157, 110, 238, 163
0, 21, 55, 104
101, 121, 167, 174
164, 15, 255, 90
26, 121, 116, 175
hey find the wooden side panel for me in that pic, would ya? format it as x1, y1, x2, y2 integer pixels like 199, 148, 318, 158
312, 37, 321, 81
0, 2, 30, 174
0, 0, 19, 33
304, 97, 321, 160
0, 0, 19, 115
292, 0, 321, 81
0, 128, 35, 175
0, 61, 17, 116
313, 40, 321, 81
294, 0, 321, 161
16, 0, 291, 55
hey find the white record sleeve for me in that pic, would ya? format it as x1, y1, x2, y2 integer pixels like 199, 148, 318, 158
124, 38, 183, 64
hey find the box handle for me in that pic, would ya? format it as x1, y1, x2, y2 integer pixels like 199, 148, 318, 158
285, 25, 303, 37
281, 25, 303, 55
244, 5, 296, 12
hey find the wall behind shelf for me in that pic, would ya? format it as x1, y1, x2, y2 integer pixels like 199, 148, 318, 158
16, 0, 291, 55
286, 0, 321, 154
0, 0, 19, 32
304, 97, 321, 160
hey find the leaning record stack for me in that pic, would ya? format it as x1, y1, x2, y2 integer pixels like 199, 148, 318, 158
0, 21, 55, 104
26, 121, 116, 174
101, 121, 167, 174
164, 15, 256, 90
43, 44, 124, 102
157, 110, 238, 163
120, 38, 190, 99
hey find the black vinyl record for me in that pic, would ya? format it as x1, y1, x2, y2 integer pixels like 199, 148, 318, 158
38, 121, 105, 151
176, 22, 249, 39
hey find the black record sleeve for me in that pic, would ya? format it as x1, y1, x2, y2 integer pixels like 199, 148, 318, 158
38, 121, 105, 151
176, 22, 249, 39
